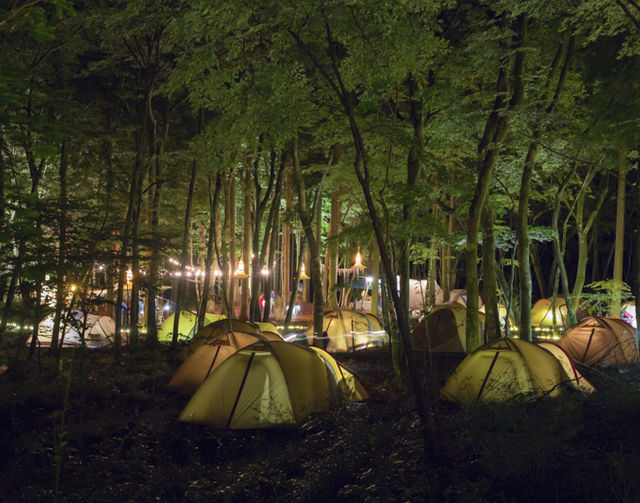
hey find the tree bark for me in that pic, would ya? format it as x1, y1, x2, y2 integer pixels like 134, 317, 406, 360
481, 204, 500, 342
51, 138, 68, 354
171, 159, 197, 347
466, 15, 527, 352
612, 155, 627, 317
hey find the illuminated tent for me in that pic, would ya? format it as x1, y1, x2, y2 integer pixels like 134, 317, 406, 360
412, 305, 485, 353
189, 319, 260, 350
255, 321, 280, 336
32, 311, 116, 348
479, 302, 516, 330
169, 323, 282, 395
559, 316, 639, 368
537, 342, 595, 393
179, 341, 344, 429
440, 338, 569, 404
309, 346, 369, 401
304, 310, 387, 352
530, 297, 586, 331
157, 311, 225, 343
442, 289, 484, 310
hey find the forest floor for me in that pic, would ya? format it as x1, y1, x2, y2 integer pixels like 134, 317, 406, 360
2, 337, 640, 502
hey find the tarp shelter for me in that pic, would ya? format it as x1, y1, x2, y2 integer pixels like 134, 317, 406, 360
559, 316, 639, 368
530, 297, 586, 330
158, 311, 225, 343
304, 310, 387, 352
412, 305, 485, 353
169, 323, 283, 396
440, 338, 569, 404
537, 342, 595, 393
179, 341, 341, 429
33, 311, 116, 348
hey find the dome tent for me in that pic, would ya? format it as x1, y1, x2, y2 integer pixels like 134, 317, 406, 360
537, 342, 595, 393
304, 310, 386, 352
559, 316, 639, 368
157, 311, 225, 343
33, 311, 116, 348
412, 304, 485, 353
179, 341, 339, 429
440, 338, 571, 404
309, 346, 369, 402
169, 320, 282, 395
530, 297, 586, 331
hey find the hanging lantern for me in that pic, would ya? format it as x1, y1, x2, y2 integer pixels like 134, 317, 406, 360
261, 265, 270, 276
352, 247, 365, 269
214, 267, 223, 277
299, 263, 310, 280
233, 259, 249, 278
126, 267, 133, 283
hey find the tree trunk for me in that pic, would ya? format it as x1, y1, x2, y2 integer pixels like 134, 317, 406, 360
612, 156, 626, 318
326, 191, 341, 311
226, 167, 237, 314
370, 239, 380, 316
199, 172, 222, 328
51, 138, 68, 354
291, 139, 324, 342
466, 16, 527, 352
481, 205, 500, 342
171, 160, 197, 347
240, 164, 252, 320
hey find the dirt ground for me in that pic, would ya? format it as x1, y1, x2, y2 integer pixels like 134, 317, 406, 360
2, 340, 640, 502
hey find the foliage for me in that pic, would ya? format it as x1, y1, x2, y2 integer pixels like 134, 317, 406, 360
581, 279, 633, 315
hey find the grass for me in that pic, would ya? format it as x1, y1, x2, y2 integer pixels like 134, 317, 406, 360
2, 343, 640, 502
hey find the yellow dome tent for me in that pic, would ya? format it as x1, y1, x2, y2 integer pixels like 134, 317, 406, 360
179, 341, 340, 429
158, 311, 225, 343
188, 318, 260, 351
304, 310, 387, 352
559, 316, 639, 368
309, 346, 369, 402
255, 321, 280, 336
169, 322, 283, 395
537, 342, 595, 393
412, 305, 485, 353
440, 338, 570, 404
530, 297, 587, 332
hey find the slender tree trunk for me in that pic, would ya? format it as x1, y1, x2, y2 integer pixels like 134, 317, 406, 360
466, 16, 527, 352
51, 139, 68, 354
481, 205, 500, 342
291, 139, 324, 341
227, 167, 237, 314
171, 160, 197, 347
370, 239, 380, 316
240, 165, 252, 320
199, 172, 222, 327
612, 156, 626, 317
326, 190, 341, 311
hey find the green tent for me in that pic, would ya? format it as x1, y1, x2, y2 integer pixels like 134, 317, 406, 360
158, 311, 225, 343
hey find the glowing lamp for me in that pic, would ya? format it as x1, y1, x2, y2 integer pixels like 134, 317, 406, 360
352, 247, 365, 269
261, 265, 270, 276
299, 263, 310, 280
214, 268, 222, 277
126, 268, 133, 284
233, 259, 249, 279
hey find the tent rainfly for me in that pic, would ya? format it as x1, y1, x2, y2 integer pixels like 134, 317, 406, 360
169, 321, 283, 395
537, 342, 595, 393
412, 305, 485, 353
32, 311, 116, 348
303, 310, 387, 352
530, 297, 586, 331
179, 341, 366, 429
440, 338, 575, 404
559, 316, 639, 368
157, 311, 225, 343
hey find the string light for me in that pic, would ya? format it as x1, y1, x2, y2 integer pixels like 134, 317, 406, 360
261, 265, 269, 276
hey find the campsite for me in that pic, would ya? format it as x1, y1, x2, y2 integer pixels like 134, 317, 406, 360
4, 1, 640, 502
